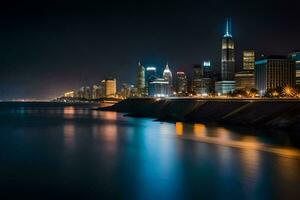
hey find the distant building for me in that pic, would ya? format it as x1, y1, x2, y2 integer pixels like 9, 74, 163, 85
235, 71, 255, 91
163, 63, 173, 86
192, 64, 203, 95
120, 83, 134, 98
192, 62, 214, 95
148, 78, 170, 97
215, 18, 236, 95
255, 56, 295, 95
64, 91, 75, 98
215, 81, 236, 95
203, 61, 213, 78
84, 86, 92, 99
145, 66, 157, 83
175, 71, 188, 95
243, 50, 255, 70
135, 62, 145, 96
145, 66, 157, 95
101, 78, 117, 97
234, 51, 255, 91
92, 85, 103, 99
162, 63, 173, 94
289, 51, 300, 86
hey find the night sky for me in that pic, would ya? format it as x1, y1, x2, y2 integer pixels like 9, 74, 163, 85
0, 0, 299, 100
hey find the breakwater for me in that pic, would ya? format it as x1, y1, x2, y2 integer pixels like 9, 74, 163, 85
99, 98, 300, 131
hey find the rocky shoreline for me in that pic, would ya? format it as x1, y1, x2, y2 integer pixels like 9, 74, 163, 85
98, 98, 300, 131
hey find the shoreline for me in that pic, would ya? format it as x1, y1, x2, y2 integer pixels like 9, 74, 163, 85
97, 98, 300, 132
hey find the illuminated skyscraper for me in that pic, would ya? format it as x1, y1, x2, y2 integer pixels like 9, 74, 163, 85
163, 63, 173, 86
243, 50, 255, 70
221, 18, 235, 80
135, 62, 145, 96
215, 18, 236, 95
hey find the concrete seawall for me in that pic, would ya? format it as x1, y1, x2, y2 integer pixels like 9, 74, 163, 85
99, 98, 300, 131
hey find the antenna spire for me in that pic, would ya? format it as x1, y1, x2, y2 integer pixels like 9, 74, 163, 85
224, 17, 232, 37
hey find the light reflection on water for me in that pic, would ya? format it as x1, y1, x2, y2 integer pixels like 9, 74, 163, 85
1, 104, 300, 199
173, 122, 300, 159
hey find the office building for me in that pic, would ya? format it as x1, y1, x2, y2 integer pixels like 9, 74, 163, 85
235, 71, 255, 91
135, 62, 145, 96
192, 64, 203, 95
243, 50, 255, 70
255, 56, 295, 95
235, 51, 255, 91
175, 71, 188, 95
148, 78, 170, 97
101, 78, 117, 97
289, 51, 300, 86
145, 66, 157, 95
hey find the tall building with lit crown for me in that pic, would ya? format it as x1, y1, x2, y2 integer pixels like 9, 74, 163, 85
215, 18, 236, 95
101, 78, 117, 97
162, 63, 173, 95
221, 18, 235, 80
163, 63, 173, 86
243, 50, 255, 70
289, 51, 300, 86
135, 61, 145, 96
255, 56, 295, 95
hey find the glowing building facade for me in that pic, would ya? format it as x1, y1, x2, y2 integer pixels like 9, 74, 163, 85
255, 56, 295, 95
289, 51, 300, 86
243, 50, 255, 70
101, 78, 117, 97
148, 78, 170, 97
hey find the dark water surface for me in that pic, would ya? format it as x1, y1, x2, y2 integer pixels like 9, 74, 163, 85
0, 102, 300, 199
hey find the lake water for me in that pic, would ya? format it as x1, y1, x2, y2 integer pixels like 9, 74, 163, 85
0, 102, 300, 199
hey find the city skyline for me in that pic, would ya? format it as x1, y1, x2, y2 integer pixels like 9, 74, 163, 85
0, 0, 300, 100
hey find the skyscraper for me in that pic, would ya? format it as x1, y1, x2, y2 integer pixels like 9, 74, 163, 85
163, 63, 173, 86
145, 66, 157, 95
175, 71, 188, 96
243, 50, 255, 70
215, 18, 236, 95
192, 64, 203, 95
221, 18, 235, 80
163, 63, 173, 95
135, 61, 145, 96
255, 56, 295, 95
